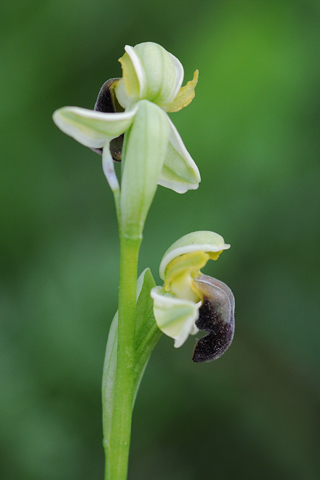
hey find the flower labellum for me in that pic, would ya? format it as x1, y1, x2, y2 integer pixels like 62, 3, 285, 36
151, 231, 235, 362
91, 78, 124, 161
192, 275, 235, 363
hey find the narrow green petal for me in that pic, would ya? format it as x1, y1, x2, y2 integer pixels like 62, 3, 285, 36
158, 118, 200, 193
120, 100, 170, 239
151, 286, 200, 348
53, 106, 137, 148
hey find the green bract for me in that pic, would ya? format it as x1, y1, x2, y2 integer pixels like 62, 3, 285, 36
53, 42, 200, 238
151, 231, 233, 351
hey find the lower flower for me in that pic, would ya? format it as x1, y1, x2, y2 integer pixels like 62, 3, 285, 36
150, 231, 235, 362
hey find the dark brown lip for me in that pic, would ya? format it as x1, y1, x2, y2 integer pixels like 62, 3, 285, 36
91, 78, 124, 162
192, 274, 235, 363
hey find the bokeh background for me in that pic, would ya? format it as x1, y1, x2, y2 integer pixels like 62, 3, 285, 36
1, 0, 320, 479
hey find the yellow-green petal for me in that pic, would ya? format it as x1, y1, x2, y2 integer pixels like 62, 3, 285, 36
116, 49, 143, 109
162, 70, 199, 113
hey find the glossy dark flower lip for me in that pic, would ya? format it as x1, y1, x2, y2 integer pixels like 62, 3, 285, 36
192, 275, 235, 363
91, 78, 124, 161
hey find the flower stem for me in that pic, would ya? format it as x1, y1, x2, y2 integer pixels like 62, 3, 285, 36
103, 233, 141, 480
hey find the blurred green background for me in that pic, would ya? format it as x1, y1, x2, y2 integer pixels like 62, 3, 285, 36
1, 0, 319, 479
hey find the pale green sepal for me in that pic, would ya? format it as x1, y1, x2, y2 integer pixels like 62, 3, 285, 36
151, 286, 200, 348
159, 231, 230, 280
102, 268, 162, 448
120, 100, 170, 239
116, 42, 183, 108
158, 117, 200, 193
165, 52, 184, 103
133, 42, 180, 106
52, 105, 137, 148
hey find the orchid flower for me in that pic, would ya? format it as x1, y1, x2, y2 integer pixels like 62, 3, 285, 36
51, 41, 235, 479
53, 42, 200, 238
151, 231, 235, 362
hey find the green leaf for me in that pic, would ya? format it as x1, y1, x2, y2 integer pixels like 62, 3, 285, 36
102, 310, 118, 448
102, 268, 162, 446
134, 268, 162, 401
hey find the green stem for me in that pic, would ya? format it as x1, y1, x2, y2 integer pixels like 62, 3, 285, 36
104, 234, 141, 480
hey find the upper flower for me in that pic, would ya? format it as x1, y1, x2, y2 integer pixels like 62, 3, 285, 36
115, 43, 199, 112
53, 42, 200, 239
151, 231, 235, 362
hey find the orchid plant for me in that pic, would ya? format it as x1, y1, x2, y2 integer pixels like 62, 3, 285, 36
53, 42, 235, 480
